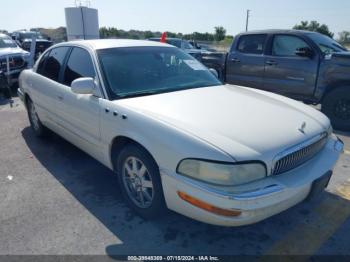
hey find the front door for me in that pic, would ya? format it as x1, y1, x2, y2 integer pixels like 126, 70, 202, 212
263, 34, 319, 98
55, 47, 102, 159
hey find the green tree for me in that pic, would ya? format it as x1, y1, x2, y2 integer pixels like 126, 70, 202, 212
214, 26, 226, 41
144, 30, 154, 39
293, 20, 334, 38
338, 31, 350, 44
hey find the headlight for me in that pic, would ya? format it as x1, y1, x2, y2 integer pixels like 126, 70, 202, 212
177, 159, 266, 186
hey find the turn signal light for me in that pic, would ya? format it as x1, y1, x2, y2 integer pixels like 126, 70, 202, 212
177, 191, 241, 217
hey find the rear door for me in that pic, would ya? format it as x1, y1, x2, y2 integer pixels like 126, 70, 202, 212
29, 46, 70, 126
225, 34, 267, 88
263, 34, 319, 97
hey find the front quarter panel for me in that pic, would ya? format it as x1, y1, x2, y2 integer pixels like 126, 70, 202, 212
99, 99, 234, 172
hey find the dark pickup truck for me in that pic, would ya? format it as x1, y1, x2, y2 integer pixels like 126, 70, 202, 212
201, 30, 350, 131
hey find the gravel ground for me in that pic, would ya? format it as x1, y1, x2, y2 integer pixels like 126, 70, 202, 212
0, 97, 349, 259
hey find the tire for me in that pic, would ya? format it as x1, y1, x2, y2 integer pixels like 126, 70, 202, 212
116, 144, 166, 219
2, 87, 11, 99
322, 87, 350, 131
27, 98, 48, 137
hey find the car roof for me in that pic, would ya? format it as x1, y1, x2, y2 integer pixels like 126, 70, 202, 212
53, 39, 174, 50
0, 33, 11, 38
238, 29, 319, 35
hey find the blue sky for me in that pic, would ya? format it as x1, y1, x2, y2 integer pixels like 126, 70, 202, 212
1, 0, 349, 38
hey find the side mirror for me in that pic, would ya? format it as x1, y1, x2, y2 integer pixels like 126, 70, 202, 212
209, 68, 219, 79
71, 77, 95, 95
295, 47, 313, 58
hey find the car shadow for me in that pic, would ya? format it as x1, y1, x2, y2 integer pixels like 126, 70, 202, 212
21, 127, 350, 257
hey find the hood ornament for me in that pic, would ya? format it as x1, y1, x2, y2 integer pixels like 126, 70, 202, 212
298, 122, 306, 134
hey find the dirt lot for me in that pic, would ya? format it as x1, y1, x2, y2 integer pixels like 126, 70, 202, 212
0, 97, 350, 258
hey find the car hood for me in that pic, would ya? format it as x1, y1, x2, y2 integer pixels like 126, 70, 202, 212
0, 47, 29, 57
115, 85, 330, 163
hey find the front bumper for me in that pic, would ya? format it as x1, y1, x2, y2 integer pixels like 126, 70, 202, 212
161, 135, 343, 226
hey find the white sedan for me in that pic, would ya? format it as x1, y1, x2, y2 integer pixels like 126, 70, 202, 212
18, 40, 344, 226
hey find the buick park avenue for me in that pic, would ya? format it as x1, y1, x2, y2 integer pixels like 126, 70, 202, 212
18, 40, 343, 226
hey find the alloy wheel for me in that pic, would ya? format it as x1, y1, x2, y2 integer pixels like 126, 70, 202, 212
122, 156, 154, 208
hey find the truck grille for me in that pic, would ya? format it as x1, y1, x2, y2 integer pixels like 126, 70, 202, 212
0, 56, 26, 72
272, 133, 328, 175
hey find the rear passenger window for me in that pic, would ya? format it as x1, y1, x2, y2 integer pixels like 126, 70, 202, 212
36, 51, 50, 75
237, 34, 267, 54
42, 47, 69, 82
63, 47, 96, 86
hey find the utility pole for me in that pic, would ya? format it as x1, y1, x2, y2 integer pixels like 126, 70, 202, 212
245, 9, 251, 32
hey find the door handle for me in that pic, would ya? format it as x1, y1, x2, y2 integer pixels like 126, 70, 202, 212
266, 60, 278, 66
230, 57, 240, 63
57, 95, 64, 101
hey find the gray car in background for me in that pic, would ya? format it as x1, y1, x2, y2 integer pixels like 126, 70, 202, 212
201, 30, 350, 131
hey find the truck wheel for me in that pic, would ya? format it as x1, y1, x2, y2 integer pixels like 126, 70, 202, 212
117, 144, 166, 219
27, 98, 48, 137
322, 87, 350, 131
3, 87, 12, 99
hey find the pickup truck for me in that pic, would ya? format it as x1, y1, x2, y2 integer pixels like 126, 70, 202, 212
0, 33, 30, 87
11, 30, 53, 60
201, 30, 350, 131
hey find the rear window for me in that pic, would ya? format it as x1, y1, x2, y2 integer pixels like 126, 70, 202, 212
237, 34, 267, 54
39, 47, 69, 82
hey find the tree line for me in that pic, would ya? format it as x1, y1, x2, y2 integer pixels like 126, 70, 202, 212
99, 26, 230, 42
1, 21, 349, 45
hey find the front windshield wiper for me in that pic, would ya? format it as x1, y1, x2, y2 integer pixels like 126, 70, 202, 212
117, 90, 160, 99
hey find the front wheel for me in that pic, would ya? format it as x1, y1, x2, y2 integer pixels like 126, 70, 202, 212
322, 87, 350, 131
117, 144, 166, 219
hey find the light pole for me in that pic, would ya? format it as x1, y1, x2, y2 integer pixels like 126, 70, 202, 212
245, 9, 251, 32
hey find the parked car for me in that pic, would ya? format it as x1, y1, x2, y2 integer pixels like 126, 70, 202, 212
12, 30, 53, 60
18, 40, 343, 226
0, 33, 30, 86
201, 30, 350, 131
148, 37, 206, 60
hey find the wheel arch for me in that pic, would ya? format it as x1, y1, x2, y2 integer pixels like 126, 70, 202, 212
322, 81, 350, 101
24, 93, 31, 109
109, 136, 159, 172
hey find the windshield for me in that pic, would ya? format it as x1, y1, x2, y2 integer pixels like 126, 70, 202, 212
166, 39, 182, 48
98, 46, 221, 99
0, 36, 17, 48
307, 33, 347, 54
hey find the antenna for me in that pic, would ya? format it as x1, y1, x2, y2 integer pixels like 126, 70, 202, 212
245, 9, 251, 32
74, 0, 91, 7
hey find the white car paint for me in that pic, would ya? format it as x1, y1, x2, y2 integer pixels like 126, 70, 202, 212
19, 39, 343, 226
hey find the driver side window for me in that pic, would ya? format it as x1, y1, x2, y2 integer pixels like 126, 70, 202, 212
272, 35, 310, 56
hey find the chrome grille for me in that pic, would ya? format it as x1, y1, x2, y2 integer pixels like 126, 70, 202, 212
272, 133, 328, 175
